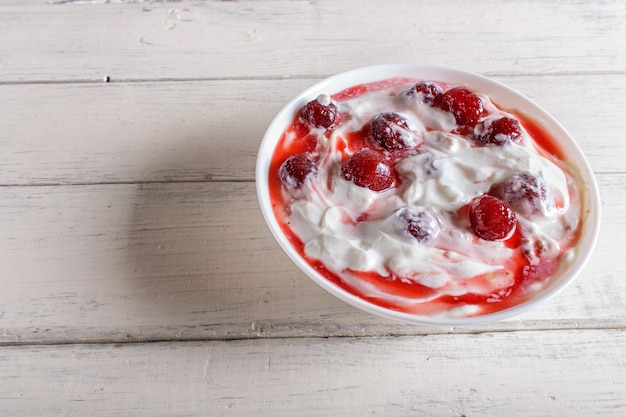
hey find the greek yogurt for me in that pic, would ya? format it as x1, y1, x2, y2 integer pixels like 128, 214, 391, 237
268, 77, 583, 318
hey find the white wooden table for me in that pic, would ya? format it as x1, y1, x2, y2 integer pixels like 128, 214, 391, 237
1, 1, 625, 415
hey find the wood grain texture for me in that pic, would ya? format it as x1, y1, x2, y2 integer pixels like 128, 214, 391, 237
0, 173, 621, 344
1, 330, 625, 416
0, 1, 624, 415
0, 74, 625, 186
0, 0, 625, 83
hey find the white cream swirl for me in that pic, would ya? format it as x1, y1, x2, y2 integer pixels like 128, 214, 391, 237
282, 81, 581, 313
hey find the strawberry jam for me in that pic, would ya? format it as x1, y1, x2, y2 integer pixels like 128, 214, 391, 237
269, 78, 583, 318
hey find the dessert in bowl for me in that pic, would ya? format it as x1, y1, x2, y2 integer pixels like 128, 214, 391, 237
256, 63, 600, 325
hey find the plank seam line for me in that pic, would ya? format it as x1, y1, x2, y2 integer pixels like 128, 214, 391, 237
0, 171, 618, 188
0, 325, 624, 348
0, 178, 256, 187
0, 76, 321, 86
1, 71, 625, 86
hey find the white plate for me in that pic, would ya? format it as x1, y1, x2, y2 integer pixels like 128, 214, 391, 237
256, 63, 601, 326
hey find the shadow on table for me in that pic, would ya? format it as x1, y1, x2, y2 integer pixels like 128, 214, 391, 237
125, 123, 366, 340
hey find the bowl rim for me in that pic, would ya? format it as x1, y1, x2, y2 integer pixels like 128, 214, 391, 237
255, 63, 601, 326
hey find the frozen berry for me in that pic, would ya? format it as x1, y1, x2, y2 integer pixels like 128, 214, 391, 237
434, 87, 483, 127
489, 173, 550, 217
341, 149, 396, 192
406, 81, 443, 105
371, 112, 420, 151
399, 208, 441, 243
300, 94, 338, 128
279, 153, 316, 188
469, 195, 517, 241
476, 116, 522, 145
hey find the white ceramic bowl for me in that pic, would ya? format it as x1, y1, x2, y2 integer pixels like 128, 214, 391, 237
256, 63, 601, 326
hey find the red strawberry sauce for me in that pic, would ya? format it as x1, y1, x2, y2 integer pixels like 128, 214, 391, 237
267, 78, 582, 317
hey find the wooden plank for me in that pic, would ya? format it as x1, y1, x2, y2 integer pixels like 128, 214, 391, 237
0, 329, 624, 416
0, 1, 625, 83
0, 174, 619, 344
0, 74, 625, 186
0, 79, 299, 184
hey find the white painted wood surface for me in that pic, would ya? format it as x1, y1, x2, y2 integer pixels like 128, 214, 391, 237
2, 330, 626, 417
0, 0, 624, 415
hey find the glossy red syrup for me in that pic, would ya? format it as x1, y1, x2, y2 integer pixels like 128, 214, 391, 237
268, 78, 582, 317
